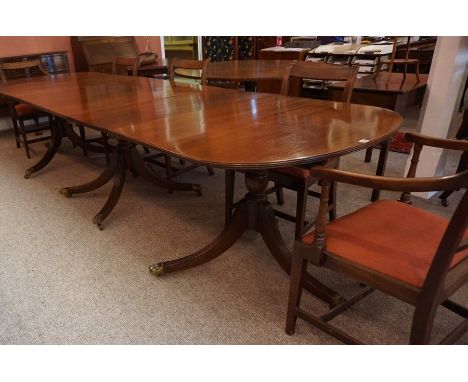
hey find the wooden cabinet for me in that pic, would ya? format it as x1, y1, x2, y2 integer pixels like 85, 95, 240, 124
164, 36, 197, 60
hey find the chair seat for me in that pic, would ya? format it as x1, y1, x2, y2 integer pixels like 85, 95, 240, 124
14, 103, 44, 117
302, 200, 468, 288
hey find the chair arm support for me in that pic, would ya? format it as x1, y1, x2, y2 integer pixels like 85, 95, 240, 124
309, 167, 468, 193
405, 132, 468, 151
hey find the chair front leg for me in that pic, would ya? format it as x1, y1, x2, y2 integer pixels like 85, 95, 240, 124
285, 246, 308, 335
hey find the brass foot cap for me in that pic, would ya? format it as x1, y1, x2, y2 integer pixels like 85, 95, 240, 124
93, 214, 104, 230
59, 188, 72, 198
24, 169, 33, 179
149, 263, 164, 276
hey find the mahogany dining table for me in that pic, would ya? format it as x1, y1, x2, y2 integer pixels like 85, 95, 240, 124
0, 72, 402, 306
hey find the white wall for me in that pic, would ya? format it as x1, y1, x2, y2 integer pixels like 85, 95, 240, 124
406, 36, 468, 197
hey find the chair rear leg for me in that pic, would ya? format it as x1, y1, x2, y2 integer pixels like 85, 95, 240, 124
364, 147, 373, 162
225, 170, 235, 227
11, 117, 21, 148
328, 181, 337, 221
294, 186, 308, 239
18, 119, 31, 159
78, 125, 87, 156
275, 183, 285, 205
101, 132, 110, 165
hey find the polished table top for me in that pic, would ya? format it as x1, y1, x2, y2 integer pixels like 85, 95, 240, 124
0, 72, 402, 169
176, 60, 296, 81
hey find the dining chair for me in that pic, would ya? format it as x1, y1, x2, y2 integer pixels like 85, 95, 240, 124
286, 132, 468, 344
374, 36, 421, 84
144, 58, 214, 184
0, 59, 53, 158
226, 61, 359, 238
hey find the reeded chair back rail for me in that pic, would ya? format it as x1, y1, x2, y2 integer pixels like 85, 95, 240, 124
0, 59, 51, 158
286, 133, 468, 344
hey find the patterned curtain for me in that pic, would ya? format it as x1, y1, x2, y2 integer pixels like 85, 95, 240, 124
238, 37, 255, 60
202, 37, 235, 62
202, 36, 255, 61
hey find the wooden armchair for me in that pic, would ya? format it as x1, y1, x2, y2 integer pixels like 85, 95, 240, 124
286, 133, 468, 344
0, 59, 52, 158
144, 58, 214, 184
226, 61, 358, 238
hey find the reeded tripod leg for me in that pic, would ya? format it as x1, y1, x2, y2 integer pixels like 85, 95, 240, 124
150, 170, 344, 307
59, 148, 118, 197
24, 117, 63, 179
149, 200, 248, 275
129, 146, 201, 195
92, 149, 127, 230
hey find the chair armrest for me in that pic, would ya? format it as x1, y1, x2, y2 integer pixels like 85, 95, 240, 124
405, 132, 468, 151
309, 166, 468, 193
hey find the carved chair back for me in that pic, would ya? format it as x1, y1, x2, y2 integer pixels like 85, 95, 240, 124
280, 61, 358, 102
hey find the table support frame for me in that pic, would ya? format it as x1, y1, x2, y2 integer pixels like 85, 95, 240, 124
150, 170, 345, 307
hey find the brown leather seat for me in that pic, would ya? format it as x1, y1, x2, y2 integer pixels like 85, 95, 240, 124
302, 199, 468, 288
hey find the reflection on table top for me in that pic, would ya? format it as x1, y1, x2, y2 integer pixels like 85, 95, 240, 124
176, 60, 296, 81
329, 72, 428, 93
0, 72, 402, 169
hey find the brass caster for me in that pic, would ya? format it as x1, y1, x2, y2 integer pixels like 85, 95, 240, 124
92, 214, 104, 230
149, 263, 164, 276
192, 184, 202, 196
441, 198, 449, 207
24, 169, 33, 179
59, 188, 72, 198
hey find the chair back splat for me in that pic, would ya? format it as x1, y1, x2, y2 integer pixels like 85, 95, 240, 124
280, 61, 358, 102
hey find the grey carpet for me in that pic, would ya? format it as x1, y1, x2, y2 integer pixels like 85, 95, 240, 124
0, 120, 466, 344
